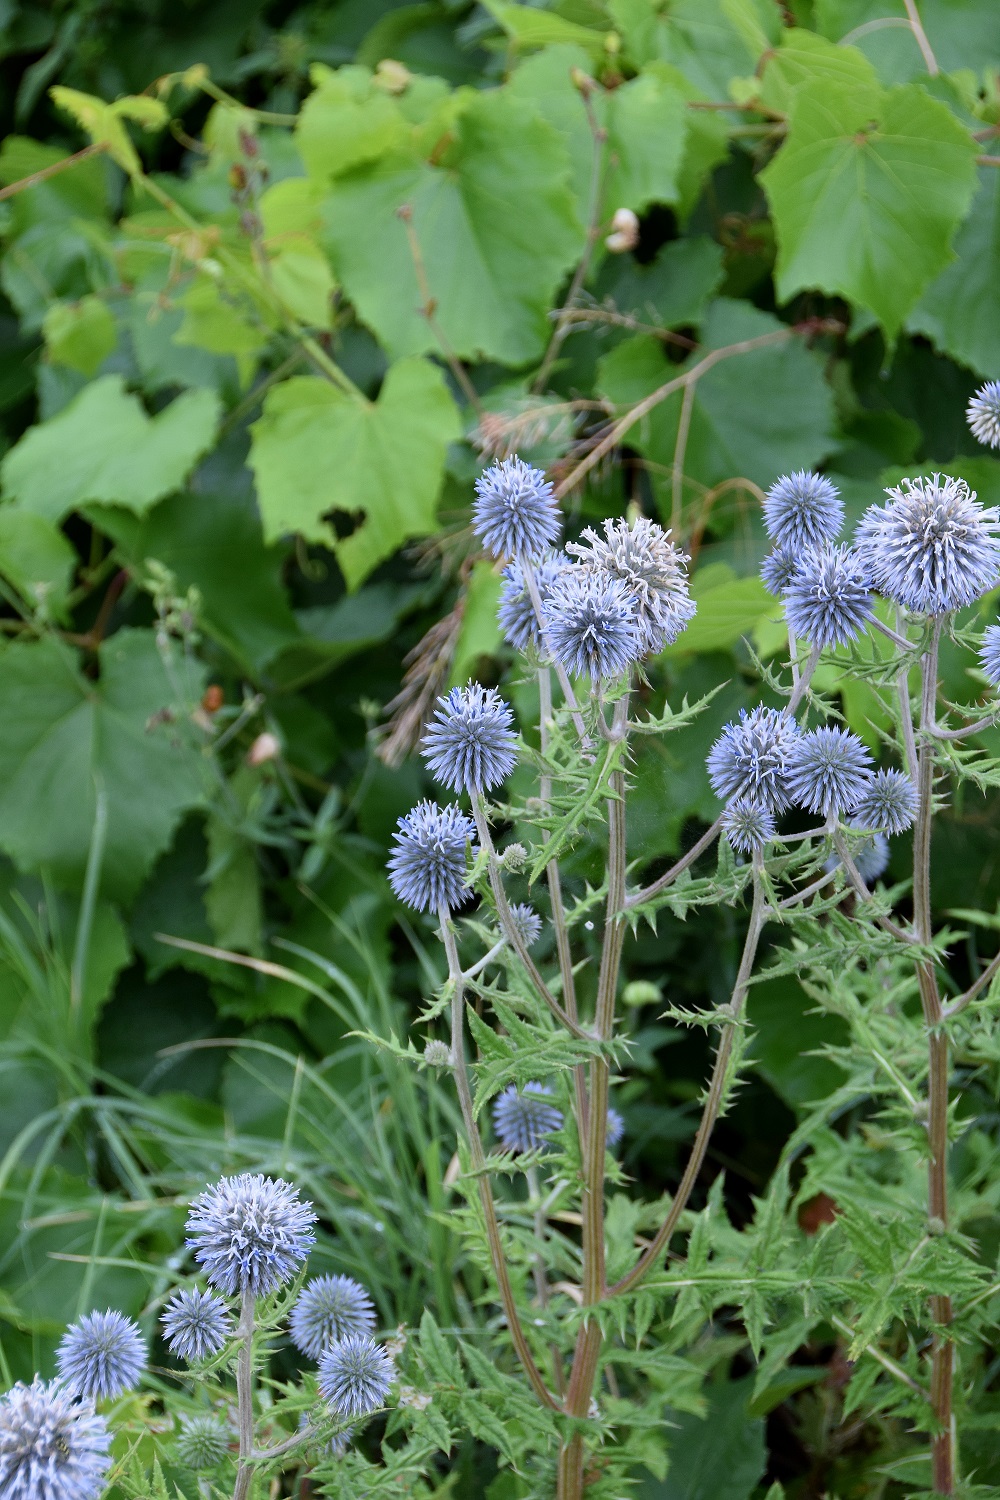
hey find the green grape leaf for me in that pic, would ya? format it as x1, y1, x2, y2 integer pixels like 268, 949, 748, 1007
609, 0, 782, 99
815, 0, 1000, 86
483, 2, 610, 56
248, 358, 460, 590
0, 630, 204, 899
0, 510, 76, 618
0, 375, 221, 522
758, 29, 879, 115
760, 80, 979, 339
320, 86, 582, 365
908, 166, 1000, 380
296, 64, 410, 180
42, 295, 117, 377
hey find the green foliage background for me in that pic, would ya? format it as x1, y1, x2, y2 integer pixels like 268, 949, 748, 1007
0, 0, 999, 1494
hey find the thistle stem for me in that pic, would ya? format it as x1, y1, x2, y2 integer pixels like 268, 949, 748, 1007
233, 1290, 256, 1500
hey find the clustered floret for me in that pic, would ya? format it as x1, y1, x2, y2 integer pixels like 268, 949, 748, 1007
783, 545, 874, 650
760, 545, 800, 596
968, 381, 1000, 450
186, 1173, 316, 1300
290, 1275, 376, 1361
162, 1287, 233, 1364
763, 471, 843, 551
567, 516, 696, 652
542, 568, 643, 681
56, 1310, 146, 1402
318, 1335, 394, 1420
857, 474, 1000, 616
0, 1376, 111, 1500
508, 902, 543, 949
785, 726, 873, 818
852, 769, 918, 836
473, 456, 561, 559
388, 801, 476, 914
175, 1414, 230, 1471
497, 552, 571, 655
707, 707, 801, 812
422, 683, 518, 795
979, 624, 1000, 688
492, 1083, 564, 1153
722, 798, 777, 855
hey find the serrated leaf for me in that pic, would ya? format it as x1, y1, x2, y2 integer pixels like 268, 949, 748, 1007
321, 86, 582, 365
248, 359, 459, 589
758, 29, 879, 115
0, 510, 76, 618
0, 630, 204, 898
419, 1309, 464, 1387
761, 80, 979, 339
50, 86, 167, 175
43, 295, 117, 376
0, 375, 220, 522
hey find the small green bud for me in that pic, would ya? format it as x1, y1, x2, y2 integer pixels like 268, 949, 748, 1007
623, 980, 661, 1008
423, 1040, 451, 1068
501, 842, 527, 873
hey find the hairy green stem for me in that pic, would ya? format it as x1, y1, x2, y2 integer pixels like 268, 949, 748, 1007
233, 1290, 255, 1500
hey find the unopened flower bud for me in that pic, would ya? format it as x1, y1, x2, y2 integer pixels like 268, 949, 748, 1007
202, 684, 224, 714
375, 58, 412, 94
623, 979, 660, 1008
570, 67, 597, 96
605, 207, 639, 254
247, 731, 281, 766
423, 1040, 451, 1068
501, 842, 527, 872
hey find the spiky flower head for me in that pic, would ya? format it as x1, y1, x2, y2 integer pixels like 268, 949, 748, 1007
852, 768, 918, 835
786, 727, 873, 817
186, 1174, 316, 1300
722, 798, 777, 855
161, 1287, 233, 1364
175, 1414, 229, 1471
826, 826, 890, 885
760, 547, 800, 596
542, 568, 642, 681
387, 801, 476, 914
473, 456, 561, 559
497, 552, 571, 655
783, 545, 874, 649
492, 1082, 563, 1153
56, 1310, 146, 1402
508, 903, 542, 948
979, 624, 1000, 688
968, 380, 1000, 449
707, 706, 801, 812
290, 1275, 376, 1361
423, 1039, 451, 1068
566, 516, 696, 652
763, 471, 843, 551
606, 1108, 625, 1149
857, 474, 1000, 615
422, 683, 517, 795
0, 1377, 111, 1500
318, 1335, 394, 1419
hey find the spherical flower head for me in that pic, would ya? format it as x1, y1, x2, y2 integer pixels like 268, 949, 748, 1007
786, 726, 873, 817
290, 1275, 376, 1361
508, 902, 542, 948
566, 516, 696, 652
826, 824, 890, 885
423, 1039, 451, 1068
0, 1377, 111, 1500
176, 1414, 229, 1471
492, 1082, 563, 1153
852, 768, 917, 835
722, 798, 777, 855
542, 567, 642, 681
857, 474, 1000, 615
473, 456, 561, 559
979, 624, 1000, 688
56, 1310, 146, 1401
162, 1287, 233, 1364
318, 1334, 394, 1420
763, 471, 843, 550
968, 381, 1000, 449
186, 1173, 317, 1300
760, 547, 800, 596
497, 552, 571, 655
606, 1107, 625, 1149
783, 545, 874, 650
707, 706, 801, 812
387, 801, 476, 914
421, 683, 517, 794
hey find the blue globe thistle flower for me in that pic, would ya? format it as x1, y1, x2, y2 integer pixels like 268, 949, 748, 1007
826, 825, 890, 885
606, 1107, 625, 1149
786, 727, 873, 817
760, 547, 800, 596
492, 1082, 564, 1153
318, 1335, 394, 1420
289, 1275, 376, 1361
387, 801, 476, 914
567, 516, 696, 652
542, 568, 643, 681
707, 707, 801, 812
763, 472, 843, 551
968, 381, 1000, 449
508, 902, 542, 949
857, 474, 1000, 615
783, 545, 875, 650
186, 1174, 317, 1300
0, 1376, 111, 1500
421, 683, 518, 795
56, 1310, 146, 1402
497, 552, 571, 655
161, 1288, 233, 1364
473, 456, 561, 559
979, 624, 1000, 688
852, 768, 918, 835
722, 798, 777, 855
175, 1414, 229, 1471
